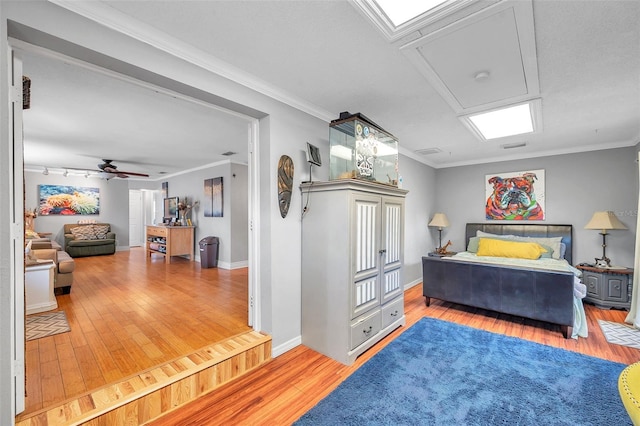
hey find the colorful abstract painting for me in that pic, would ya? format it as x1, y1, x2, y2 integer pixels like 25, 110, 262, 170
485, 169, 545, 220
39, 185, 100, 215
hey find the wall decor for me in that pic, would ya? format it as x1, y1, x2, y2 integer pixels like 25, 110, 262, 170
38, 184, 100, 215
277, 155, 294, 218
485, 169, 545, 220
204, 177, 224, 217
161, 181, 168, 199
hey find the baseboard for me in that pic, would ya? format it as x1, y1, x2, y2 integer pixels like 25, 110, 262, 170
229, 260, 249, 269
195, 256, 248, 270
404, 278, 421, 291
272, 335, 302, 358
116, 245, 130, 252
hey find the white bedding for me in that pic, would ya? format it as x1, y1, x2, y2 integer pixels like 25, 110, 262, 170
444, 252, 588, 339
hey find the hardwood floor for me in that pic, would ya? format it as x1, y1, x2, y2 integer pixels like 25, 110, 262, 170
18, 248, 250, 421
19, 248, 640, 425
150, 284, 640, 426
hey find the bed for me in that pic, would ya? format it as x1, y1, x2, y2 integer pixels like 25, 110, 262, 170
422, 223, 587, 339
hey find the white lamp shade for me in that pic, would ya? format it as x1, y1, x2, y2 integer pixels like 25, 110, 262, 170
584, 211, 627, 232
429, 213, 450, 228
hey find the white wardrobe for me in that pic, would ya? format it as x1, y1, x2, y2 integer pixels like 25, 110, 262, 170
301, 180, 407, 365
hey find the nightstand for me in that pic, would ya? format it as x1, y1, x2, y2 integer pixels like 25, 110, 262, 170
428, 252, 457, 258
576, 265, 633, 310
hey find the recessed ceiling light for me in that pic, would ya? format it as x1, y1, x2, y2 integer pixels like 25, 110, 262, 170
375, 0, 448, 26
461, 100, 541, 141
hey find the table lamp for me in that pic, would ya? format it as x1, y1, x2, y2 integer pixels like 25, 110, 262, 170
428, 213, 450, 251
584, 211, 627, 267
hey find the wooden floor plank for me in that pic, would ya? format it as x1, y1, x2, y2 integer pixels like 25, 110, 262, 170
149, 284, 640, 426
17, 248, 250, 420
19, 247, 640, 425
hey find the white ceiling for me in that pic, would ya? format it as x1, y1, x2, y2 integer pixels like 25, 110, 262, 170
20, 0, 640, 179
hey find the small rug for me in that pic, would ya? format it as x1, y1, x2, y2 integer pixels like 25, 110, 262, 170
26, 311, 70, 341
296, 317, 629, 426
599, 319, 640, 350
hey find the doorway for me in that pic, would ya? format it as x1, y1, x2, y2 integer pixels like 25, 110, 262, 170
129, 189, 143, 247
13, 39, 260, 418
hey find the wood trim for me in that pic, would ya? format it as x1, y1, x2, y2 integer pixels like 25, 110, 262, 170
15, 331, 271, 425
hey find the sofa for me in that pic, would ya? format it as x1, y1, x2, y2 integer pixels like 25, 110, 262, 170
28, 241, 75, 295
64, 223, 116, 257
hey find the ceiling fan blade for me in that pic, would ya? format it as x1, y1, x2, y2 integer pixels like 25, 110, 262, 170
117, 170, 150, 177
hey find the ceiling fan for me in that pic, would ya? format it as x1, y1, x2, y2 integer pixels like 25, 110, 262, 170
96, 159, 149, 179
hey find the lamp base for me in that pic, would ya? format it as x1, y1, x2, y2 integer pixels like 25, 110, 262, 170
594, 257, 610, 268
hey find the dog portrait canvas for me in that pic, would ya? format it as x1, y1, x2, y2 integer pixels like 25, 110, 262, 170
485, 169, 545, 220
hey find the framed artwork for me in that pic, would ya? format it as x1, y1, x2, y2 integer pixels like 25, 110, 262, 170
204, 177, 224, 217
485, 169, 545, 220
38, 184, 100, 215
161, 181, 168, 199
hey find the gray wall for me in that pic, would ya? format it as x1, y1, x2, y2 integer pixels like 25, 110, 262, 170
24, 171, 130, 249
399, 154, 437, 287
230, 163, 249, 265
434, 147, 638, 267
1, 3, 638, 423
155, 161, 249, 268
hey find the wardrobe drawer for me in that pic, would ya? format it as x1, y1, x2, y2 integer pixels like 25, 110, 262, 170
350, 309, 381, 350
381, 297, 404, 329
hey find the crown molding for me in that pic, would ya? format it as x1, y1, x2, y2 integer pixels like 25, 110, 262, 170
433, 140, 638, 169
49, 0, 335, 123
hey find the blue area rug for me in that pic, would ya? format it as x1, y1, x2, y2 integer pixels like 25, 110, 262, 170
296, 317, 629, 425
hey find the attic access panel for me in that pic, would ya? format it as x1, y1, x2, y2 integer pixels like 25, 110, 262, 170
401, 0, 540, 114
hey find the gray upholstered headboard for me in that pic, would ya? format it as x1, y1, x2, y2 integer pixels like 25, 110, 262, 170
465, 223, 573, 265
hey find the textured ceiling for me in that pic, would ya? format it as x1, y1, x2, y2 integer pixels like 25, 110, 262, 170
20, 0, 640, 178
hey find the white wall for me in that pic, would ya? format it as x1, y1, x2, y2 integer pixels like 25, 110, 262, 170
0, 7, 13, 422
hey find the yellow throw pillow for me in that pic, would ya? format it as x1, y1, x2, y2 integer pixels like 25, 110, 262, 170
476, 238, 547, 260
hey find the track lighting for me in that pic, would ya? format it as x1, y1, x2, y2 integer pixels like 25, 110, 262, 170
42, 167, 49, 175
63, 169, 69, 177
85, 171, 90, 178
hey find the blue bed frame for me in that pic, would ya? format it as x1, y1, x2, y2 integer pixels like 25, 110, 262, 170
422, 223, 575, 338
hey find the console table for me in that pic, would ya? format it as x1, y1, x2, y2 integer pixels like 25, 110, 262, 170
576, 265, 633, 310
146, 225, 195, 264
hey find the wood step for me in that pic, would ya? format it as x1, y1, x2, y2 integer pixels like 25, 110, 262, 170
16, 331, 272, 426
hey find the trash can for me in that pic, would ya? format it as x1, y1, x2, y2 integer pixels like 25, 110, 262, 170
199, 236, 219, 268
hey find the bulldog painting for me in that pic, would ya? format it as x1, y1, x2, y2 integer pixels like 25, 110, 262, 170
485, 170, 545, 220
